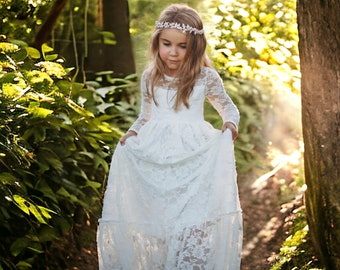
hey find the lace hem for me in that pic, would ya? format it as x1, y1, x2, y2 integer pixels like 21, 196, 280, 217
97, 212, 243, 270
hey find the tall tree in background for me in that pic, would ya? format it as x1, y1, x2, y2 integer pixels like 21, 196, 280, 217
102, 0, 135, 76
55, 0, 136, 79
297, 0, 340, 269
0, 0, 136, 79
32, 0, 68, 49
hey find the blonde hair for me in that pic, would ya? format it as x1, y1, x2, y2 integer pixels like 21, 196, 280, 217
147, 4, 212, 110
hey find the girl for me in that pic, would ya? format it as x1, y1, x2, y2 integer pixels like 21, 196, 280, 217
97, 4, 243, 270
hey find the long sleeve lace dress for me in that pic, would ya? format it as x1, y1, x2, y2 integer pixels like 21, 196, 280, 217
97, 66, 243, 270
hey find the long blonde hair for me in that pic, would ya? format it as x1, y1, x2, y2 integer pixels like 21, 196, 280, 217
147, 4, 212, 110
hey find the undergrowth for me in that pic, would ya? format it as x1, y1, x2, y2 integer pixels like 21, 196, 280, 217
270, 206, 325, 270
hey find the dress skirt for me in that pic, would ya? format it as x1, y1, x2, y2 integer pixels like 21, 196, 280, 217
97, 118, 243, 270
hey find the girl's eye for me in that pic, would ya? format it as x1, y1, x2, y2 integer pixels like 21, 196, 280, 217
163, 42, 170, 46
180, 45, 187, 49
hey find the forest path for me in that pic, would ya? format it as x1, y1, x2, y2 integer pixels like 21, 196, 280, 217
240, 90, 303, 270
240, 145, 303, 270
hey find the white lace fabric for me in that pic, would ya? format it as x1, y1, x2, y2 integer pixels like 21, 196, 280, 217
129, 67, 240, 133
98, 213, 242, 270
97, 67, 243, 270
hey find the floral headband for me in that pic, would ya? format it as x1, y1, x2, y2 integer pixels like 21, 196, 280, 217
155, 21, 204, 35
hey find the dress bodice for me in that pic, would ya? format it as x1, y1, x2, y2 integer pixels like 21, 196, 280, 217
129, 66, 240, 132
150, 85, 205, 123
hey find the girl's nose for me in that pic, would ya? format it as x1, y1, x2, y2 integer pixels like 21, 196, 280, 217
169, 46, 178, 56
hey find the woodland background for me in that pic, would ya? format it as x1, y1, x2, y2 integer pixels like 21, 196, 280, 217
0, 0, 339, 269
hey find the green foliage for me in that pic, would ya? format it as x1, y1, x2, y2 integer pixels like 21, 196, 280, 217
205, 77, 268, 172
52, 0, 107, 44
0, 37, 134, 269
263, 150, 322, 270
204, 0, 300, 171
270, 207, 324, 270
0, 0, 53, 43
210, 0, 300, 93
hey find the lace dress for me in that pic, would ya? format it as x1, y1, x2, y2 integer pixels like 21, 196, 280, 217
97, 67, 243, 270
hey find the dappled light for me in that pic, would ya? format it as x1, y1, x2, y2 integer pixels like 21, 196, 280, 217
242, 216, 282, 258
239, 82, 305, 269
251, 145, 303, 195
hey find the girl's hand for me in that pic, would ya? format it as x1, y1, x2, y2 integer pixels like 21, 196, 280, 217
222, 122, 238, 141
119, 130, 137, 145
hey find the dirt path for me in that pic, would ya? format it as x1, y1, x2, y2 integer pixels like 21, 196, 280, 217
239, 150, 303, 270
240, 90, 303, 270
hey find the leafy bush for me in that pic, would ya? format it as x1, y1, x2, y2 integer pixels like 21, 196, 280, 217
0, 37, 135, 269
0, 0, 54, 43
210, 0, 300, 93
203, 0, 300, 172
204, 77, 268, 172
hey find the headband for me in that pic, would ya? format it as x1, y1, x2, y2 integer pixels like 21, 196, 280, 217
155, 21, 204, 35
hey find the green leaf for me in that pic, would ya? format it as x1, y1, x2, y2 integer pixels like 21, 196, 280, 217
38, 226, 60, 242
37, 206, 56, 219
8, 39, 28, 47
26, 70, 53, 87
27, 246, 44, 254
86, 180, 101, 190
10, 237, 31, 257
27, 106, 53, 118
53, 216, 71, 235
16, 261, 33, 269
0, 172, 18, 185
33, 126, 46, 143
38, 147, 63, 171
12, 47, 29, 62
56, 187, 78, 202
37, 180, 58, 203
0, 72, 16, 84
44, 54, 58, 61
2, 83, 22, 98
0, 42, 19, 53
25, 47, 41, 59
41, 43, 54, 53
35, 160, 50, 174
36, 61, 67, 78
13, 195, 30, 215
28, 204, 47, 224
27, 102, 53, 118
56, 80, 83, 95
66, 98, 94, 117
93, 155, 109, 172
13, 195, 50, 224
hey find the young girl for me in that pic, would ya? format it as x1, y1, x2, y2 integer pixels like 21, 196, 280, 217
97, 4, 243, 270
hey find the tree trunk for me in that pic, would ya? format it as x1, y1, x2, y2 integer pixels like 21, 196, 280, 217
32, 0, 69, 49
297, 0, 340, 269
102, 0, 135, 76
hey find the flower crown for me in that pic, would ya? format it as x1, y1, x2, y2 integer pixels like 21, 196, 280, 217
155, 21, 204, 35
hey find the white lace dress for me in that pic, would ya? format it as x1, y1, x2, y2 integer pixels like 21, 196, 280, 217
97, 67, 243, 270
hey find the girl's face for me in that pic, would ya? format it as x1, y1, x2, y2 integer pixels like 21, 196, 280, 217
158, 29, 187, 77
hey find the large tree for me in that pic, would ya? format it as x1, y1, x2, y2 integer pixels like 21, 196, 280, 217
102, 0, 135, 76
297, 0, 340, 269
32, 0, 68, 49
29, 0, 136, 79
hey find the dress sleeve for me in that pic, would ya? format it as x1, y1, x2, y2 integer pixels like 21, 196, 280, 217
128, 71, 152, 133
205, 68, 240, 128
